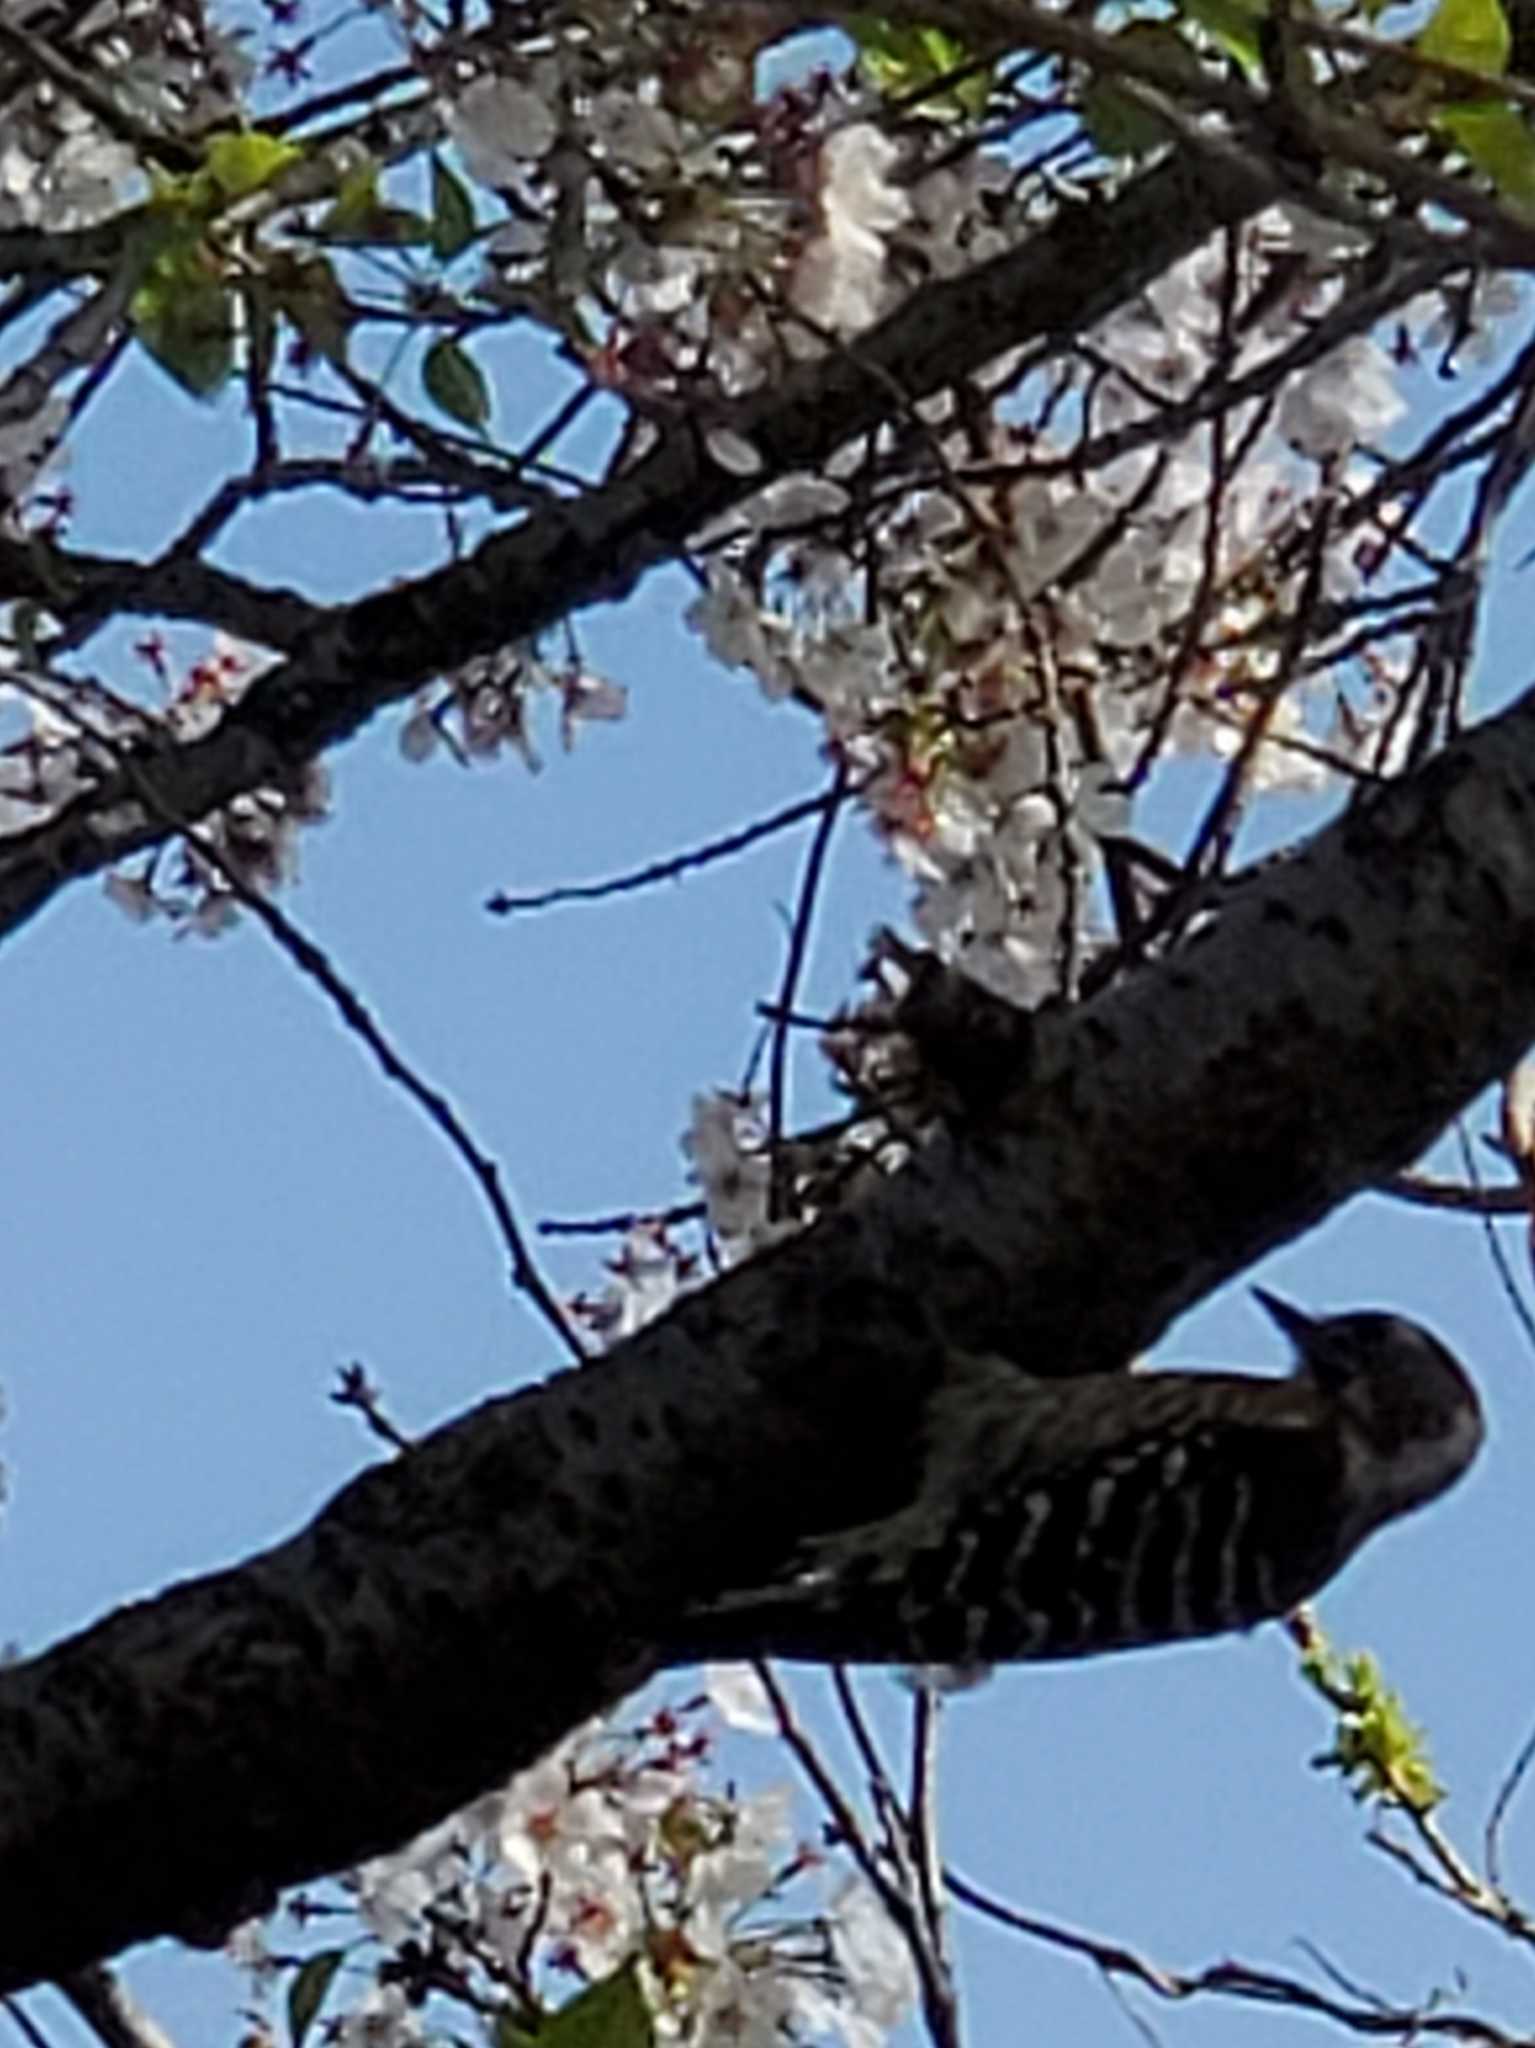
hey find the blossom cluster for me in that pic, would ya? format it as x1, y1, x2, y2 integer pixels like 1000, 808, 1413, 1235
441, 8, 906, 400
684, 192, 1446, 1006
0, 628, 321, 932
42, 634, 332, 937
399, 649, 628, 773
0, 0, 244, 236
0, 9, 1526, 2048
234, 1682, 916, 2048
0, 2, 1488, 1003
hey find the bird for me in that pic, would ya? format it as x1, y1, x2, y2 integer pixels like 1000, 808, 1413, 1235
674, 1291, 1484, 1668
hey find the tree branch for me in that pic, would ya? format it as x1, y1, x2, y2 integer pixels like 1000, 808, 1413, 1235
0, 148, 1271, 950
5, 679, 1535, 1986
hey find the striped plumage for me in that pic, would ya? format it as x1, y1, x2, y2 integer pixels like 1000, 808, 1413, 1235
678, 1292, 1483, 1668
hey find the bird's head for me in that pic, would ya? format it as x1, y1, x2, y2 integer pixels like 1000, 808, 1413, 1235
1253, 1287, 1484, 1523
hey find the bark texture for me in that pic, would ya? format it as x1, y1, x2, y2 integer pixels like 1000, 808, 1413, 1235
3, 682, 1535, 1988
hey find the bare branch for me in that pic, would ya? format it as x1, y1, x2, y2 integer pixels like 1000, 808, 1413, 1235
16, 679, 585, 1367
0, 151, 1275, 950
768, 762, 849, 1206
487, 783, 851, 917
1485, 1715, 1535, 1894
54, 1967, 177, 2048
946, 1868, 1524, 2044
10, 684, 1535, 1982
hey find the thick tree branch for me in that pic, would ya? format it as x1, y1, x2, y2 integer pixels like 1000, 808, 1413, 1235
0, 535, 322, 650
5, 680, 1535, 1988
0, 149, 1273, 949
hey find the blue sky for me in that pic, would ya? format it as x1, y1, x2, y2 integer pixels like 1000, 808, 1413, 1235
7, 57, 1535, 2048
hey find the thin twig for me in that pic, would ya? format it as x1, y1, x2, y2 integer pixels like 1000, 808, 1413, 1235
831, 1666, 899, 1815
332, 1362, 414, 1453
1291, 1611, 1535, 1944
946, 1868, 1526, 2043
179, 862, 587, 1367
767, 762, 849, 1219
752, 1661, 903, 1914
908, 1684, 950, 1977
753, 1661, 959, 2048
1383, 1173, 1525, 1215
1365, 1825, 1535, 1950
1486, 1715, 1535, 1896
55, 1965, 177, 2048
830, 1665, 929, 1919
20, 679, 585, 1367
1182, 493, 1334, 878
538, 1200, 704, 1239
1, 1998, 58, 2048
486, 784, 849, 915
1454, 1119, 1535, 1360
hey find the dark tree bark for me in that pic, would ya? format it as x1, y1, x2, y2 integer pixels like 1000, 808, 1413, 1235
4, 0, 1533, 1983
3, 680, 1534, 1989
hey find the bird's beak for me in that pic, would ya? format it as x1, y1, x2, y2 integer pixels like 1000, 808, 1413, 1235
1252, 1287, 1319, 1346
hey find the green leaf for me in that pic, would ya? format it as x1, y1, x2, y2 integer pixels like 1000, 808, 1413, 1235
1298, 1628, 1446, 1814
1417, 0, 1510, 73
376, 210, 434, 245
323, 158, 382, 235
847, 15, 992, 115
287, 1948, 345, 2048
131, 253, 236, 397
271, 254, 354, 365
317, 154, 431, 245
143, 164, 197, 216
1179, 0, 1268, 73
1436, 98, 1535, 209
202, 130, 304, 201
431, 156, 478, 261
423, 337, 491, 430
1330, 1653, 1445, 1812
1082, 25, 1202, 155
506, 1966, 652, 2048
